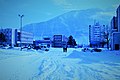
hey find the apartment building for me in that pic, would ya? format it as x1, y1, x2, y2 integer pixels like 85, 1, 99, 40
110, 5, 120, 50
0, 28, 33, 47
89, 22, 105, 47
0, 28, 17, 46
52, 35, 62, 47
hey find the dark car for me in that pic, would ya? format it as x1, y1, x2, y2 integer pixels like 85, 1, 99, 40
82, 48, 89, 52
92, 48, 102, 52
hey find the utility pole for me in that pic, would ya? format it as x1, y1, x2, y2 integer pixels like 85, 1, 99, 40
18, 14, 24, 49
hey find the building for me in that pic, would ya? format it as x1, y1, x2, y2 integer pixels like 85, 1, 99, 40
20, 31, 33, 46
117, 5, 120, 32
0, 28, 33, 47
110, 16, 118, 31
0, 28, 17, 46
52, 35, 62, 47
110, 5, 120, 50
33, 37, 51, 47
89, 22, 106, 47
111, 32, 120, 50
109, 16, 118, 50
62, 35, 68, 47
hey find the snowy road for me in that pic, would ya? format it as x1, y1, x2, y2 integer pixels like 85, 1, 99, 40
0, 48, 120, 80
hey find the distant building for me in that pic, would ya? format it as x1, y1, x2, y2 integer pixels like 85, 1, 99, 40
62, 35, 68, 47
110, 5, 120, 50
33, 37, 51, 47
89, 22, 106, 47
20, 31, 33, 46
0, 28, 33, 47
52, 35, 62, 47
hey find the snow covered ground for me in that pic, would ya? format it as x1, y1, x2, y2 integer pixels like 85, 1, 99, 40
0, 48, 120, 80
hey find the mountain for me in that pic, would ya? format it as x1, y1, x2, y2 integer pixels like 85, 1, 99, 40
23, 9, 108, 44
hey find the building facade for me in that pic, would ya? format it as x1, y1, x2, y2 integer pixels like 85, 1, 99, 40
117, 5, 120, 32
52, 35, 62, 47
110, 16, 118, 31
0, 28, 17, 46
33, 37, 51, 48
89, 22, 106, 47
20, 31, 33, 46
110, 5, 120, 50
111, 32, 120, 50
0, 28, 33, 47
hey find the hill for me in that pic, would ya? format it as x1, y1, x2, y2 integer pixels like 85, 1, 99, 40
23, 9, 107, 44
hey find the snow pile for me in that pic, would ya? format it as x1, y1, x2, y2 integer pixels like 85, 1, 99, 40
66, 50, 120, 63
0, 48, 120, 80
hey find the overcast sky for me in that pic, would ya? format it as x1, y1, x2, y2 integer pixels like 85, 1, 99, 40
0, 0, 120, 29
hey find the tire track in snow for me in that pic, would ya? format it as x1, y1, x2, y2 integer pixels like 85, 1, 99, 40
32, 56, 81, 80
30, 49, 120, 80
34, 57, 60, 80
80, 63, 120, 80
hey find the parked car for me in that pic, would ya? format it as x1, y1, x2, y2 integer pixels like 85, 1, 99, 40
40, 45, 49, 51
82, 48, 89, 52
38, 44, 49, 51
33, 44, 49, 51
92, 48, 102, 52
33, 45, 41, 50
82, 48, 102, 52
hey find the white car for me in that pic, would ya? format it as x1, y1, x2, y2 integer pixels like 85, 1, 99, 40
40, 44, 49, 51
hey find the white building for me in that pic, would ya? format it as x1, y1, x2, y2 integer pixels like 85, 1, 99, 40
33, 37, 52, 48
89, 22, 105, 47
20, 31, 33, 46
0, 28, 33, 47
110, 5, 120, 50
52, 35, 62, 47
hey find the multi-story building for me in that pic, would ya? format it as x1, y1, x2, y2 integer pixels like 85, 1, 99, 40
111, 16, 118, 32
89, 22, 105, 47
110, 32, 120, 50
33, 37, 52, 47
20, 31, 33, 46
52, 35, 62, 47
0, 28, 33, 47
110, 5, 120, 50
117, 5, 120, 32
0, 28, 18, 46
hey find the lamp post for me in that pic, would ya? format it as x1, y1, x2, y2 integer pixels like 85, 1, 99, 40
18, 14, 24, 49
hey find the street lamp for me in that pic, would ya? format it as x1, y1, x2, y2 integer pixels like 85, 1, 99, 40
18, 14, 24, 48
